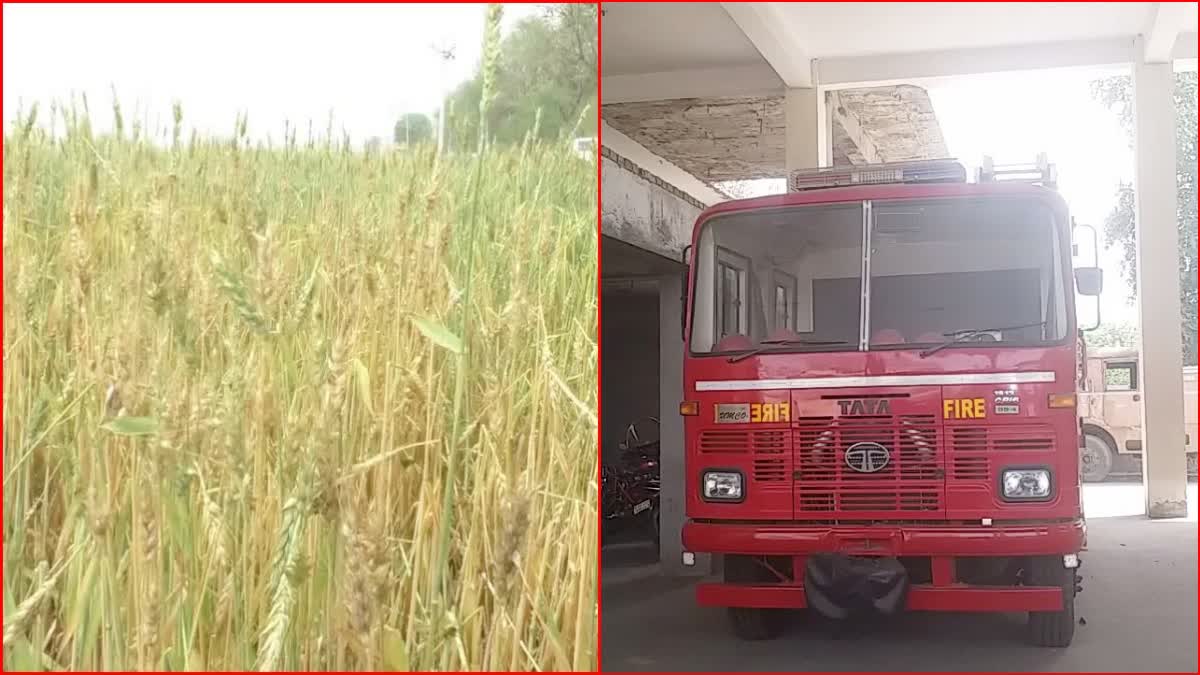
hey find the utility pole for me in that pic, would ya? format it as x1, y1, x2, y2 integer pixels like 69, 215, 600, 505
431, 39, 456, 156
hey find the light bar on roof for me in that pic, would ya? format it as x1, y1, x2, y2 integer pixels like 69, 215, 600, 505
976, 153, 1057, 189
787, 159, 967, 193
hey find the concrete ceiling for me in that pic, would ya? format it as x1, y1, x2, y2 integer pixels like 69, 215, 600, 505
600, 2, 1197, 185
602, 85, 949, 181
762, 3, 1174, 59
602, 2, 764, 76
602, 2, 1198, 101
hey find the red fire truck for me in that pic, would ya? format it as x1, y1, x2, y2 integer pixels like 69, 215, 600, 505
678, 158, 1102, 647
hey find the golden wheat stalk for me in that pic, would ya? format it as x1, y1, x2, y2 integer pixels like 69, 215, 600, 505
3, 547, 80, 647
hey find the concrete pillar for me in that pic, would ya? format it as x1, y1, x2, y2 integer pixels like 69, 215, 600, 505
1133, 47, 1188, 518
784, 87, 832, 173
658, 273, 704, 574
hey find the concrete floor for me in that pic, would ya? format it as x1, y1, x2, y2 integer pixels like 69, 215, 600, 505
601, 483, 1198, 672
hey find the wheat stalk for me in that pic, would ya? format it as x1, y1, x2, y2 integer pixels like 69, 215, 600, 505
4, 547, 80, 647
5, 92, 597, 670
211, 251, 274, 335
256, 496, 309, 671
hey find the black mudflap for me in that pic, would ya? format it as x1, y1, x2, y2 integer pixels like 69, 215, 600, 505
804, 553, 910, 620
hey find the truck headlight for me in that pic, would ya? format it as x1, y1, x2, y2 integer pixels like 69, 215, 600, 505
1001, 468, 1052, 501
702, 470, 744, 502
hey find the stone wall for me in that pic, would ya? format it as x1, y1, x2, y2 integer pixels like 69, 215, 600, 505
602, 84, 949, 182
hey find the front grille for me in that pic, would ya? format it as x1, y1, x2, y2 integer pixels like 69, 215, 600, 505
750, 429, 788, 483
948, 424, 1054, 481
698, 429, 790, 483
698, 429, 788, 453
794, 415, 943, 514
699, 429, 750, 453
753, 457, 788, 482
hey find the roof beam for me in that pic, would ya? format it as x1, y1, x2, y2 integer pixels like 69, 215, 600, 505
818, 37, 1136, 90
827, 91, 880, 164
601, 122, 726, 207
721, 2, 812, 88
601, 64, 783, 104
1176, 33, 1198, 61
1142, 2, 1191, 63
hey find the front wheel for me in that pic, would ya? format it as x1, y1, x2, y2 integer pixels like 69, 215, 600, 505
1081, 434, 1115, 483
728, 607, 787, 641
1027, 557, 1077, 648
647, 503, 661, 558
724, 556, 788, 640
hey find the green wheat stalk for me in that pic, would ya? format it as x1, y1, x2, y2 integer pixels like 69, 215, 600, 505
434, 0, 504, 608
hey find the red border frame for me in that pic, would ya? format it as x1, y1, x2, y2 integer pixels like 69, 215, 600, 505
0, 2, 601, 674
594, 2, 604, 672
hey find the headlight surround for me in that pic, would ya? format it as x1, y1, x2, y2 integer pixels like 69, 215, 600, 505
701, 469, 744, 502
1000, 467, 1053, 502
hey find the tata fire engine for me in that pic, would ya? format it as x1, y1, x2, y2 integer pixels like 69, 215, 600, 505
678, 157, 1102, 647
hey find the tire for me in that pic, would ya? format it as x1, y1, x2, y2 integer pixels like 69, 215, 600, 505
1027, 557, 1077, 648
724, 556, 788, 641
1081, 434, 1115, 483
728, 607, 787, 641
647, 504, 661, 558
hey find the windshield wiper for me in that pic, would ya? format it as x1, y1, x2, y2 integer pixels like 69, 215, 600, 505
727, 339, 852, 363
918, 321, 1048, 358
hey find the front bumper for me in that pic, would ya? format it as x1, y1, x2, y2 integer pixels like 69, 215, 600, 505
683, 519, 1085, 557
684, 519, 1084, 613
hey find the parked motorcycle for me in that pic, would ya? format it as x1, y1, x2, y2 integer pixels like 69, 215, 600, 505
602, 417, 661, 551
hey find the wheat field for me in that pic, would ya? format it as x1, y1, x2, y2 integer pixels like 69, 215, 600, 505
2, 85, 597, 672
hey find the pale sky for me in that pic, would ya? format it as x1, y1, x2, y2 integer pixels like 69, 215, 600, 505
3, 3, 541, 145
925, 60, 1192, 324
925, 67, 1138, 324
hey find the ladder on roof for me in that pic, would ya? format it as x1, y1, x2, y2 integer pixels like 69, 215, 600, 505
976, 153, 1057, 189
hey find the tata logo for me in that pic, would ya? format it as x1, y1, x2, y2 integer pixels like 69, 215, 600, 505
838, 398, 891, 415
844, 442, 891, 473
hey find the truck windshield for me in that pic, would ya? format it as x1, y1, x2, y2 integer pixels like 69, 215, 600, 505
688, 196, 1069, 354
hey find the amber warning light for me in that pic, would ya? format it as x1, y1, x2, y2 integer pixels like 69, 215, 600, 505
1048, 393, 1077, 409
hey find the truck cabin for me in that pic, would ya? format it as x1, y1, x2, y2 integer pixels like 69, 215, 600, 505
689, 192, 1072, 358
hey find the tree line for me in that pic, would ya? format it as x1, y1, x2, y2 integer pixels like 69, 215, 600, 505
1091, 72, 1197, 365
391, 4, 596, 150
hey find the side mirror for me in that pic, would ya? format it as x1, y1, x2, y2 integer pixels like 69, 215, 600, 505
1075, 267, 1103, 296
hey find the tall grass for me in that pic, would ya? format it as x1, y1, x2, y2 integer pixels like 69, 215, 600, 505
2, 39, 597, 675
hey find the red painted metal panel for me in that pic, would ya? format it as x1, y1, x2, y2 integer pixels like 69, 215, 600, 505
791, 387, 945, 520
696, 583, 1063, 612
931, 556, 956, 586
682, 520, 1085, 557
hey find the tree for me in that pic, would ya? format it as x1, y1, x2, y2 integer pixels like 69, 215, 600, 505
445, 5, 597, 148
1084, 319, 1139, 352
394, 112, 433, 146
1091, 72, 1197, 365
363, 136, 385, 154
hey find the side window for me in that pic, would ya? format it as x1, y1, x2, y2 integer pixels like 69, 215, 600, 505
1103, 361, 1138, 392
716, 249, 749, 340
772, 270, 798, 331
